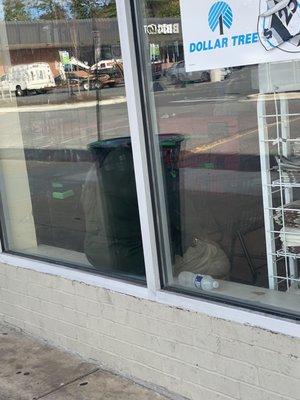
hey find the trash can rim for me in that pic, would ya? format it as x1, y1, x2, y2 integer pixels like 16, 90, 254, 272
89, 134, 185, 150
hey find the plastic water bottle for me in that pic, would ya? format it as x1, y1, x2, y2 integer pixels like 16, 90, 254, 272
178, 271, 219, 291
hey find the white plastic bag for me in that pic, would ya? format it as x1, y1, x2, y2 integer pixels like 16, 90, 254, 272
174, 239, 230, 280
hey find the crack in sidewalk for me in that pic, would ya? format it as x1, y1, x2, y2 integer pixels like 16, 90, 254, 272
32, 367, 100, 400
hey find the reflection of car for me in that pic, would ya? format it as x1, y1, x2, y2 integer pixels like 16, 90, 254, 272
166, 61, 210, 84
0, 63, 56, 96
65, 71, 116, 90
91, 59, 124, 86
93, 70, 117, 88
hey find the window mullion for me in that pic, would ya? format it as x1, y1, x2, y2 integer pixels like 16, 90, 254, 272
115, 0, 161, 294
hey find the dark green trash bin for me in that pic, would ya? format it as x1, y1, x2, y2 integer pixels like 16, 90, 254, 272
159, 134, 185, 259
83, 134, 184, 277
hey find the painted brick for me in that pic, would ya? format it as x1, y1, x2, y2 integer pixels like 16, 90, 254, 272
53, 334, 79, 353
4, 265, 28, 282
113, 355, 179, 394
74, 297, 100, 317
0, 301, 25, 321
90, 334, 137, 365
39, 300, 86, 328
104, 293, 213, 331
0, 264, 299, 400
0, 288, 23, 307
258, 368, 300, 399
214, 356, 259, 385
212, 318, 300, 356
118, 324, 217, 372
76, 326, 102, 349
124, 311, 197, 345
239, 383, 295, 400
51, 289, 77, 310
193, 329, 220, 350
54, 277, 76, 295
27, 270, 57, 288
216, 336, 300, 378
3, 276, 27, 295
36, 312, 78, 340
278, 352, 300, 379
254, 329, 300, 357
212, 318, 256, 343
173, 380, 234, 400
23, 295, 42, 313
74, 341, 99, 361
164, 358, 240, 399
131, 345, 165, 372
85, 315, 116, 337
0, 313, 25, 330
100, 302, 130, 324
27, 283, 53, 302
22, 321, 44, 338
73, 281, 100, 301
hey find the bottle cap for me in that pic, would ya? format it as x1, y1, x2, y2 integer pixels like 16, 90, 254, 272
213, 281, 219, 289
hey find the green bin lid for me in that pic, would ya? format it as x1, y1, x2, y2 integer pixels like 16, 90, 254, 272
89, 137, 131, 149
89, 134, 185, 150
159, 134, 185, 147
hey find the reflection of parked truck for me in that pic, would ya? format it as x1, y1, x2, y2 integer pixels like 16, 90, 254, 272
0, 63, 56, 96
91, 59, 124, 87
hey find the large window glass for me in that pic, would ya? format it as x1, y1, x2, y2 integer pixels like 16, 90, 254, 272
135, 0, 300, 316
0, 0, 145, 281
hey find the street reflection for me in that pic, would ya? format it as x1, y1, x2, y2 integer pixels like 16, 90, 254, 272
0, 0, 146, 280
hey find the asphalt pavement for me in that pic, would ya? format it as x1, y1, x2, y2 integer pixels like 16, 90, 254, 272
0, 66, 263, 150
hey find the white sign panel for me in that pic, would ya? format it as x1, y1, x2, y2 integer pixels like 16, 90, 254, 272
180, 0, 300, 71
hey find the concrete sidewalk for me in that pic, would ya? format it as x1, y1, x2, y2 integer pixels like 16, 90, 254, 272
0, 324, 169, 400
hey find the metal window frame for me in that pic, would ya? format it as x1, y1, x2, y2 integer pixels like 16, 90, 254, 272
0, 0, 298, 337
122, 0, 300, 325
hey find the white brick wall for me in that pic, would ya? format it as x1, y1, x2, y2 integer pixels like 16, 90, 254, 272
0, 262, 299, 400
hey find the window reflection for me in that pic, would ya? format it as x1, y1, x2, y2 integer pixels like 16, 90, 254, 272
0, 0, 145, 280
140, 0, 299, 314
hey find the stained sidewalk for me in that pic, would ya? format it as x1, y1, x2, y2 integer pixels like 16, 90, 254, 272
0, 324, 169, 400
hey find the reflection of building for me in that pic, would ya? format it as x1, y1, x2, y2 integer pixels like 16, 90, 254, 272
143, 18, 183, 63
0, 18, 122, 76
0, 17, 183, 76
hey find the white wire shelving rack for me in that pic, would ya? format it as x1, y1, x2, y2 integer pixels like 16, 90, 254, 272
257, 93, 300, 292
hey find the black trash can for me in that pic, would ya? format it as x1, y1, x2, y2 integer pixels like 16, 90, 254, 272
159, 134, 185, 259
83, 134, 184, 276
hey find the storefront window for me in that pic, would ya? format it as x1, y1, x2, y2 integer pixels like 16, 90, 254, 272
134, 0, 300, 316
0, 0, 145, 281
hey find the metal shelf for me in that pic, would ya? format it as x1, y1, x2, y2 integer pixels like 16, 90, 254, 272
258, 94, 300, 291
276, 249, 300, 259
270, 180, 300, 188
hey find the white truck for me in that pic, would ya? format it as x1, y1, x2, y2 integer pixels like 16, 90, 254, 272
0, 63, 56, 96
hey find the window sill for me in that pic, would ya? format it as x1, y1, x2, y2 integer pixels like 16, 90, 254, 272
0, 252, 299, 338
171, 279, 300, 318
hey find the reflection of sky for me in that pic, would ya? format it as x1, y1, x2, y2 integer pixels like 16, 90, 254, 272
29, 1, 73, 20
0, 1, 4, 20
0, 0, 115, 21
